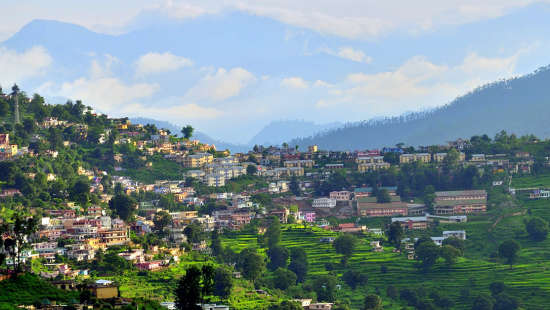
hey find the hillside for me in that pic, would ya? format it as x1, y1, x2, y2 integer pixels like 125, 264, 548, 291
129, 117, 249, 152
291, 66, 550, 150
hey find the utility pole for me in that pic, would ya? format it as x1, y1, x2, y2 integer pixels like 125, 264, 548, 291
12, 84, 20, 125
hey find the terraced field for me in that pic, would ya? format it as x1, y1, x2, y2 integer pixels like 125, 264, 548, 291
223, 223, 550, 309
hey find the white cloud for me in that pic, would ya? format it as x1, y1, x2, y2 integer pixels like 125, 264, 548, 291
317, 49, 527, 114
0, 46, 52, 86
313, 80, 334, 88
321, 47, 372, 63
59, 77, 159, 112
1, 1, 543, 41
143, 0, 546, 39
135, 52, 193, 77
281, 77, 309, 89
122, 102, 222, 121
185, 67, 256, 102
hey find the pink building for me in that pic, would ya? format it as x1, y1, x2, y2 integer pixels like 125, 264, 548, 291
299, 211, 316, 223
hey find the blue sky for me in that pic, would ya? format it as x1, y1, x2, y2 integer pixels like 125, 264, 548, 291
2, 1, 550, 143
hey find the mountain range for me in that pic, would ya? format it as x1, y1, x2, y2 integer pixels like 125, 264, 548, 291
290, 65, 550, 150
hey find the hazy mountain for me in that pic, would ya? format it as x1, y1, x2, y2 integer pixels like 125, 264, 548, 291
248, 120, 342, 147
290, 66, 550, 150
129, 118, 249, 152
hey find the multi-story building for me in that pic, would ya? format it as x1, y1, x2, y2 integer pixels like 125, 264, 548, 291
284, 160, 315, 168
356, 199, 408, 217
391, 216, 428, 230
312, 198, 337, 208
434, 190, 487, 215
183, 153, 214, 168
433, 152, 466, 162
399, 153, 431, 164
357, 162, 391, 172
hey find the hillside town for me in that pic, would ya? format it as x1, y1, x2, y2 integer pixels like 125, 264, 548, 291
0, 89, 548, 310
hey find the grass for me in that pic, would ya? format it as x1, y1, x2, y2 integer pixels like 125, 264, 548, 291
511, 173, 550, 188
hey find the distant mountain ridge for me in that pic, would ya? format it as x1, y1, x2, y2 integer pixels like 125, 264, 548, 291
248, 120, 342, 146
290, 66, 550, 150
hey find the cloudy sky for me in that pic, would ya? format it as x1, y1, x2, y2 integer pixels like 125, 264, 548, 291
2, 0, 550, 143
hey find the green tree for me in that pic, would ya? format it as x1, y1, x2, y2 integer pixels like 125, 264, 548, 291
342, 270, 367, 289
211, 229, 223, 257
268, 301, 302, 310
415, 240, 439, 270
443, 148, 460, 173
266, 217, 281, 248
363, 294, 382, 310
288, 247, 308, 283
525, 217, 549, 241
267, 245, 289, 270
493, 293, 519, 310
472, 294, 494, 310
272, 268, 297, 290
440, 245, 460, 267
246, 164, 258, 175
181, 125, 194, 139
376, 189, 391, 203
108, 193, 136, 221
1, 215, 38, 271
489, 282, 506, 296
290, 176, 301, 196
69, 178, 91, 206
442, 237, 465, 255
184, 222, 205, 244
213, 267, 233, 299
333, 234, 357, 264
153, 211, 172, 234
175, 265, 214, 310
313, 275, 337, 302
498, 240, 520, 268
237, 248, 265, 281
387, 221, 403, 247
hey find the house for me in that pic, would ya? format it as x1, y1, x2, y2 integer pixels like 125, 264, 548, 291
298, 210, 316, 223
307, 303, 333, 310
334, 223, 366, 233
270, 208, 290, 223
370, 241, 383, 252
312, 198, 337, 208
135, 260, 163, 271
88, 280, 119, 299
442, 230, 466, 240
329, 191, 351, 201
471, 154, 486, 162
308, 145, 318, 153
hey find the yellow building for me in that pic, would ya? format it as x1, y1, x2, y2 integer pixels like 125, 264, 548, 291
399, 153, 431, 164
183, 153, 214, 168
357, 162, 391, 172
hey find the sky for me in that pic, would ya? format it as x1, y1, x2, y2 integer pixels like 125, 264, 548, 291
2, 0, 550, 144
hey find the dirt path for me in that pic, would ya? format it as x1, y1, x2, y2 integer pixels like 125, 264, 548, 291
489, 210, 527, 231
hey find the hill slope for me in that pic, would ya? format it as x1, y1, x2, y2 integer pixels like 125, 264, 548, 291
291, 66, 550, 150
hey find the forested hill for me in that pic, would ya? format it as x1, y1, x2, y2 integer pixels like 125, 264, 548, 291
291, 66, 550, 150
